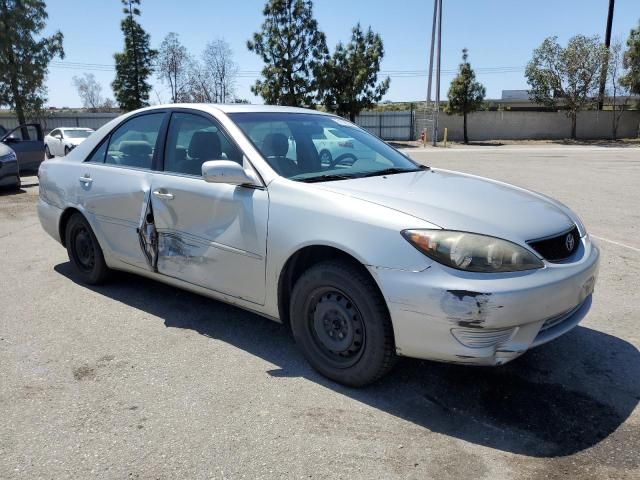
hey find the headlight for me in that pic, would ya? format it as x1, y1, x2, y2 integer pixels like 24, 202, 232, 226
401, 229, 544, 273
0, 151, 17, 162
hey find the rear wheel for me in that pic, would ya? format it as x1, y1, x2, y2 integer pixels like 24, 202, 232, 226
65, 213, 110, 285
319, 150, 332, 166
290, 261, 396, 387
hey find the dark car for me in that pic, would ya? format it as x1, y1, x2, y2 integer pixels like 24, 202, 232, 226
1, 123, 45, 173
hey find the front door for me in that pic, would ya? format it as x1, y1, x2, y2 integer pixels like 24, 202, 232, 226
148, 111, 269, 305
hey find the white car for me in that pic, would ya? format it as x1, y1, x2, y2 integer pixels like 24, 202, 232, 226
45, 127, 94, 158
37, 104, 599, 387
311, 126, 371, 167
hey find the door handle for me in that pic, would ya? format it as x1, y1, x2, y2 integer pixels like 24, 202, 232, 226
152, 189, 174, 200
79, 175, 92, 184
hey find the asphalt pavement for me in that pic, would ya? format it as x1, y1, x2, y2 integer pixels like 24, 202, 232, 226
1, 145, 639, 479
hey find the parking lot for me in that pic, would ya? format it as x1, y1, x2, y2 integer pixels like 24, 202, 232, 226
1, 145, 639, 479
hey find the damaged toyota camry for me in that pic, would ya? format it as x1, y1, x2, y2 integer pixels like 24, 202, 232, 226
38, 105, 599, 386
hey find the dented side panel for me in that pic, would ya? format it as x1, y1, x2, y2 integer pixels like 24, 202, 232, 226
149, 173, 269, 305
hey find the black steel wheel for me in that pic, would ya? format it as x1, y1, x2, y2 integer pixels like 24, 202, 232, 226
308, 288, 366, 368
65, 213, 109, 284
290, 261, 396, 387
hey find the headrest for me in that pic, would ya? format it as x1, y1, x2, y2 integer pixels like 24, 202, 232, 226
188, 131, 221, 160
119, 141, 152, 156
262, 133, 289, 157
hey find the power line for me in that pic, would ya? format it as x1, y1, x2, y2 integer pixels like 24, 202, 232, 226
49, 60, 525, 77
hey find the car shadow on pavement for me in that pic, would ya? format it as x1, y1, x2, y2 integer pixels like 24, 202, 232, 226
55, 262, 640, 459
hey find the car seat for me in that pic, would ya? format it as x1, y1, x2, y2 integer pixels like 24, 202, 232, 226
262, 133, 298, 177
178, 131, 222, 176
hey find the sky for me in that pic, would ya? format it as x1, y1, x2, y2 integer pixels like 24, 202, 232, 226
40, 0, 640, 108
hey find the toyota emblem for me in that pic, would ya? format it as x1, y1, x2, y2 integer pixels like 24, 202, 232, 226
565, 233, 575, 252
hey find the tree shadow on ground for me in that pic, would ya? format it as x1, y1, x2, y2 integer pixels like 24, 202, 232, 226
551, 139, 640, 148
55, 262, 640, 459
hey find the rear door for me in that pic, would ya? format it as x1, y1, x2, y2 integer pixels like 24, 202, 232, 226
147, 110, 269, 304
1, 124, 44, 171
76, 112, 167, 270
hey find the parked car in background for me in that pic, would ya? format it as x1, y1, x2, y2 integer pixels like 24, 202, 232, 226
0, 142, 20, 190
37, 104, 599, 387
0, 123, 44, 173
311, 126, 372, 167
45, 127, 94, 158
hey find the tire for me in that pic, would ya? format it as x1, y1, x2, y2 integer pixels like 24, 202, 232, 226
65, 213, 110, 285
45, 145, 53, 159
290, 261, 396, 387
319, 150, 332, 166
64, 146, 70, 156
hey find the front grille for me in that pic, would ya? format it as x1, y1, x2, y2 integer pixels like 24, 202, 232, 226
528, 226, 579, 262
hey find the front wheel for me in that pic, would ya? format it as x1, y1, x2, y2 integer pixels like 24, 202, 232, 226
290, 261, 396, 387
65, 213, 110, 285
64, 146, 70, 156
45, 145, 53, 159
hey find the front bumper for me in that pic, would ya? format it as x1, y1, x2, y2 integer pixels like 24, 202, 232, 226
0, 158, 20, 187
370, 235, 600, 365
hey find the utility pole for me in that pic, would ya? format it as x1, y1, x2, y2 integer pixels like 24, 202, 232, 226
425, 0, 443, 146
434, 0, 443, 146
598, 0, 615, 110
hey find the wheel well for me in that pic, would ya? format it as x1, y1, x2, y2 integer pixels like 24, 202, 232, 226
58, 207, 82, 247
277, 245, 379, 326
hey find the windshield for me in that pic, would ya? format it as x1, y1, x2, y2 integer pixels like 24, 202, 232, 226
228, 112, 423, 182
65, 129, 93, 139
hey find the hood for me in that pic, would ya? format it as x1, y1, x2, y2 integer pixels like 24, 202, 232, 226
315, 169, 575, 244
0, 142, 15, 158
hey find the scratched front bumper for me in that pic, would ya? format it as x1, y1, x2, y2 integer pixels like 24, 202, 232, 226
370, 235, 600, 365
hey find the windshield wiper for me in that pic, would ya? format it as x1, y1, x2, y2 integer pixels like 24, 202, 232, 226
296, 173, 357, 183
356, 166, 428, 178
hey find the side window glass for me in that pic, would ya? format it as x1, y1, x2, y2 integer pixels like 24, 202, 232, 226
105, 113, 164, 169
164, 112, 242, 176
85, 138, 108, 163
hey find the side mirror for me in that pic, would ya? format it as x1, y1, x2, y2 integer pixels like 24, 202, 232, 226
55, 134, 63, 140
202, 160, 259, 186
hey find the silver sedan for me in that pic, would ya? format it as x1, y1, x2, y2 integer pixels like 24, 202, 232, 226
37, 104, 599, 386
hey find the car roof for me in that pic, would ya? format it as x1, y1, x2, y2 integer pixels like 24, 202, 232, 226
134, 103, 333, 116
58, 127, 94, 130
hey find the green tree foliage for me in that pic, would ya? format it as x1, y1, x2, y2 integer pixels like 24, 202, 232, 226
318, 24, 390, 122
0, 0, 64, 126
444, 49, 485, 144
621, 20, 640, 96
247, 0, 327, 106
112, 0, 157, 111
525, 35, 608, 139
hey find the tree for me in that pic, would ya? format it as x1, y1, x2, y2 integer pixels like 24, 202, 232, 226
318, 24, 390, 121
247, 0, 328, 106
444, 49, 486, 144
72, 73, 103, 111
184, 60, 216, 103
202, 39, 238, 103
607, 40, 631, 139
157, 32, 190, 103
621, 20, 640, 96
525, 35, 608, 139
112, 0, 157, 111
0, 0, 64, 126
